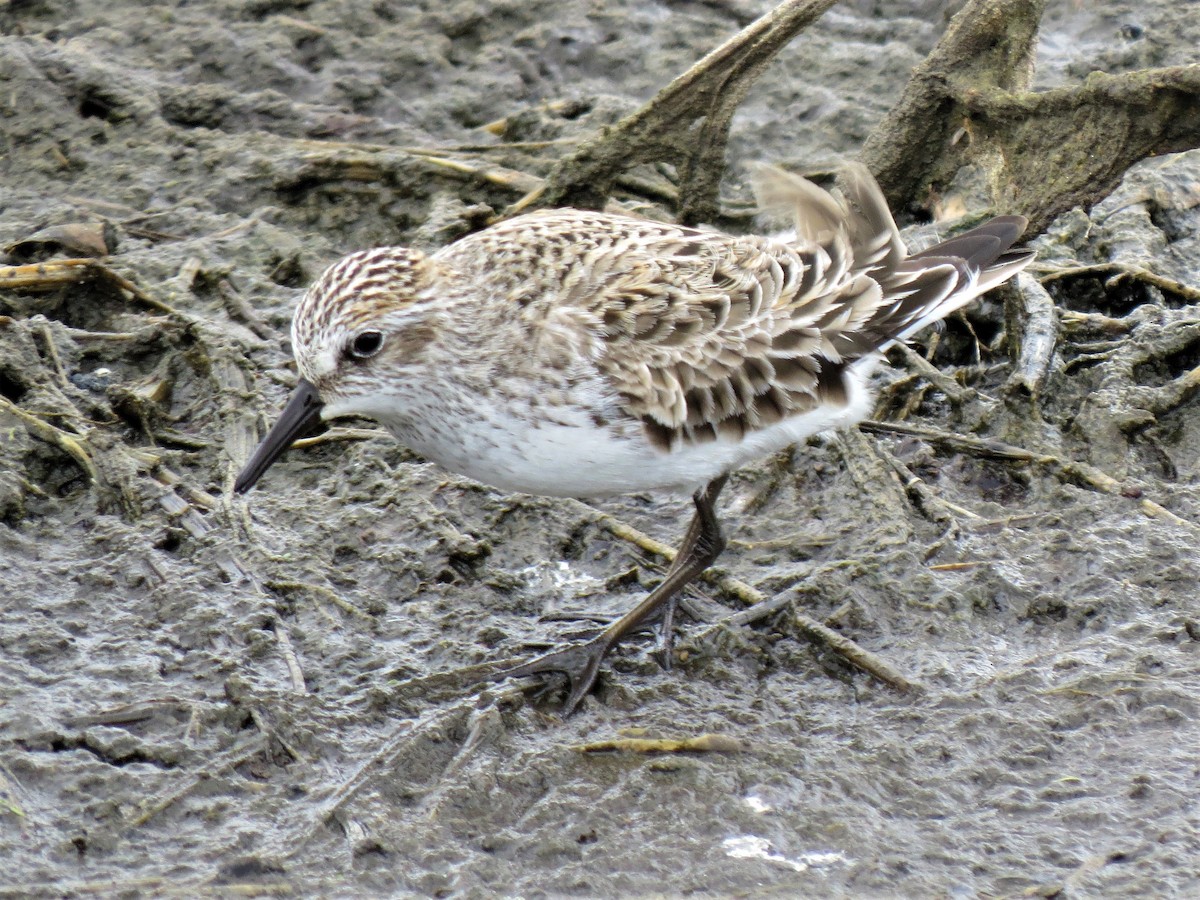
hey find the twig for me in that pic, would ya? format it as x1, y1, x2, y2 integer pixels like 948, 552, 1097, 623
890, 342, 971, 404
0, 877, 221, 897
125, 735, 269, 828
692, 589, 793, 630
595, 509, 765, 605
283, 139, 546, 195
1037, 261, 1200, 303
790, 608, 922, 693
218, 278, 278, 342
425, 702, 504, 791
573, 733, 742, 753
1005, 271, 1059, 397
63, 699, 202, 729
265, 580, 373, 622
0, 395, 99, 483
291, 427, 390, 450
415, 153, 543, 193
410, 139, 579, 153
595, 506, 917, 690
859, 419, 1195, 530
1138, 363, 1200, 418
872, 438, 980, 529
269, 615, 308, 694
859, 419, 1051, 463
33, 321, 71, 389
248, 707, 304, 764
1057, 309, 1134, 337
0, 258, 185, 318
276, 702, 473, 854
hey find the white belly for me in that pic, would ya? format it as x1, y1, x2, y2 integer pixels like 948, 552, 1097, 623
378, 367, 874, 499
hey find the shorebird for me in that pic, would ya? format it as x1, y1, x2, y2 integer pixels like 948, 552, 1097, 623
235, 163, 1034, 715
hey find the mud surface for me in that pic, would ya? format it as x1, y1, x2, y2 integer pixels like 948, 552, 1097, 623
2, 1, 1199, 896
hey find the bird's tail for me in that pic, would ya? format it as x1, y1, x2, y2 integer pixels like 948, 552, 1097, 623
752, 162, 1034, 358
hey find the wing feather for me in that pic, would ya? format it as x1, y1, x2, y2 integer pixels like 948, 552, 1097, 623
443, 165, 1034, 453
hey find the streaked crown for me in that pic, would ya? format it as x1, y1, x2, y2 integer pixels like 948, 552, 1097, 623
291, 246, 432, 386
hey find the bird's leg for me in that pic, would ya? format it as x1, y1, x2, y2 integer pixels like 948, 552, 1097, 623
500, 475, 728, 716
654, 479, 719, 668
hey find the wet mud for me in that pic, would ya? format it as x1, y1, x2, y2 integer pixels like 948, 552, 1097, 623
2, 0, 1198, 896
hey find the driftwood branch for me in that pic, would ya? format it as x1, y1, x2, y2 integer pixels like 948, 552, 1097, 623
506, 0, 839, 224
862, 0, 1044, 215
959, 65, 1200, 231
863, 0, 1200, 230
500, 0, 1199, 237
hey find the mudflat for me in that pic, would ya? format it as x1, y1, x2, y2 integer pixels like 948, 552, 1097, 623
2, 1, 1198, 895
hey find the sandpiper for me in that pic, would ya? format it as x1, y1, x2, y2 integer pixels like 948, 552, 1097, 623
235, 163, 1034, 715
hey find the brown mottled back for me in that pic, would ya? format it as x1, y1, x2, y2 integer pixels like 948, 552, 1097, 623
436, 164, 1032, 451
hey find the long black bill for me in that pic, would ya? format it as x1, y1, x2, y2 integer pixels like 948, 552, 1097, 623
234, 379, 325, 494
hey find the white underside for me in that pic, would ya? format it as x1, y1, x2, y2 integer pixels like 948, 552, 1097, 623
360, 364, 877, 499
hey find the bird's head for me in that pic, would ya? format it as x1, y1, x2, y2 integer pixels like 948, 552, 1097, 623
234, 247, 440, 493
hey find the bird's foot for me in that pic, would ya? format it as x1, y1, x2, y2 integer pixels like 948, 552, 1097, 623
497, 632, 617, 717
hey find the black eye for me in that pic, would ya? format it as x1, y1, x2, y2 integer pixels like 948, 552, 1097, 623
347, 330, 384, 360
